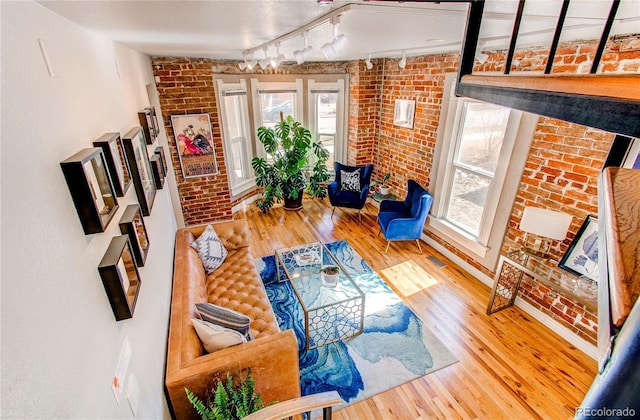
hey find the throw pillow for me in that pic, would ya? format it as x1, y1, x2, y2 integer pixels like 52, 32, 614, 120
191, 318, 246, 353
340, 169, 361, 192
190, 225, 228, 274
196, 302, 253, 341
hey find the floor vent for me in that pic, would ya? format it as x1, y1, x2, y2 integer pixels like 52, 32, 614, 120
427, 255, 447, 268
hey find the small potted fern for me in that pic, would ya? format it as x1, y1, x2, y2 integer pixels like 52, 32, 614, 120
185, 370, 265, 419
371, 173, 391, 196
320, 265, 340, 287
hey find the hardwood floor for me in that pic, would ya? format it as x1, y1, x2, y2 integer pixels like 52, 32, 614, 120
235, 197, 597, 419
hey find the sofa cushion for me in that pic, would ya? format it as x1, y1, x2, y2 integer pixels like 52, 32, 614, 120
190, 224, 228, 274
191, 318, 246, 353
196, 302, 253, 341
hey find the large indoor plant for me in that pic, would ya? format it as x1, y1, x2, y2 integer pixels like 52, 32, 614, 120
251, 115, 330, 213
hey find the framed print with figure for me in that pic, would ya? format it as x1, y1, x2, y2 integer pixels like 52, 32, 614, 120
170, 113, 218, 178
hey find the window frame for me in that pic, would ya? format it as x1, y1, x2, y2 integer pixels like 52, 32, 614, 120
428, 73, 537, 268
307, 79, 346, 171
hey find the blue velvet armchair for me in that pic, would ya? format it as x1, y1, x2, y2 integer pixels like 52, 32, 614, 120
377, 180, 433, 253
328, 162, 374, 221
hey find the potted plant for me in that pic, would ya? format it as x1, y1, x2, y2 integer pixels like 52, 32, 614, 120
320, 265, 340, 287
185, 370, 265, 419
251, 115, 330, 213
371, 172, 391, 196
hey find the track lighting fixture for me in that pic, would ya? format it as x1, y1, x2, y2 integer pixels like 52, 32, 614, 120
321, 16, 346, 59
475, 42, 488, 64
293, 32, 313, 65
365, 54, 373, 70
239, 51, 250, 70
259, 47, 270, 70
399, 51, 407, 69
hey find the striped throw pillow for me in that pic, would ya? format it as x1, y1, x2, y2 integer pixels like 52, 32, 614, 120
196, 302, 253, 341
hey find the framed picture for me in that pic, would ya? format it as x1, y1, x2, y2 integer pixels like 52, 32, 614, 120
60, 147, 119, 234
393, 99, 416, 129
122, 127, 156, 216
98, 235, 141, 321
119, 204, 150, 267
93, 132, 131, 197
138, 109, 156, 145
150, 154, 165, 189
170, 113, 218, 178
559, 215, 599, 281
622, 137, 640, 169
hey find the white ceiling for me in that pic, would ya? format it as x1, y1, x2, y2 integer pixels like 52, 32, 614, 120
37, 0, 640, 62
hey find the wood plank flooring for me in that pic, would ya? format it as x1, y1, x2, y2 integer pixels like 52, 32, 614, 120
235, 197, 597, 419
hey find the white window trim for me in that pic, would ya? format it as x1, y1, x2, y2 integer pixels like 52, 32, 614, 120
308, 79, 347, 168
215, 79, 256, 197
428, 73, 538, 269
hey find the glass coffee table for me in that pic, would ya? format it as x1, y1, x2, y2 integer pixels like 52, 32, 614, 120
275, 242, 365, 350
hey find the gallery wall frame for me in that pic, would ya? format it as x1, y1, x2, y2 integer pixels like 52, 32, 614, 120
154, 146, 168, 178
60, 147, 119, 234
93, 132, 131, 197
138, 109, 156, 145
559, 215, 599, 282
98, 235, 141, 321
119, 204, 150, 267
150, 154, 165, 190
170, 113, 218, 178
122, 127, 156, 216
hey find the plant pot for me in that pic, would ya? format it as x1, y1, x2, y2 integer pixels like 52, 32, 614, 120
380, 186, 391, 196
321, 271, 339, 287
284, 190, 304, 211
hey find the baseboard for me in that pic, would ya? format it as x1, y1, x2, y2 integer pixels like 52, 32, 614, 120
231, 194, 261, 214
422, 233, 598, 360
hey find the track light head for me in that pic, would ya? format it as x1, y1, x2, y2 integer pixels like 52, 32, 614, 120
365, 54, 373, 70
238, 62, 247, 70
321, 42, 336, 59
399, 51, 407, 69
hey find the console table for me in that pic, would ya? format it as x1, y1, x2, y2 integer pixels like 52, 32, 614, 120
487, 249, 597, 315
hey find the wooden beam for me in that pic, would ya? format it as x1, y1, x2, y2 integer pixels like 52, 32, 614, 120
460, 74, 640, 102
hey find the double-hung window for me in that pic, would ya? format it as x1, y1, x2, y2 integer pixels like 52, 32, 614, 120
429, 74, 536, 268
308, 79, 346, 170
216, 79, 254, 196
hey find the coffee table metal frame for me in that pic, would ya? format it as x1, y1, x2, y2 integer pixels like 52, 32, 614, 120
275, 242, 365, 350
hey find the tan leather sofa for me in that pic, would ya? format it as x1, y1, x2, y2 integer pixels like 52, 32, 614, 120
165, 220, 300, 419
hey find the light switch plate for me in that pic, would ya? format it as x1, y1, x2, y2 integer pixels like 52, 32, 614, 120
127, 373, 140, 417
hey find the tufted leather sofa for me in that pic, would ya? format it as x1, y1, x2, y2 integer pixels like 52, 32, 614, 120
165, 220, 300, 419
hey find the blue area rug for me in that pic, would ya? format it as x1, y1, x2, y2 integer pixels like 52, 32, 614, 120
255, 240, 458, 406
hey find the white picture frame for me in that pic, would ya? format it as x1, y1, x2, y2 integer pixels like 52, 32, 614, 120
393, 99, 416, 129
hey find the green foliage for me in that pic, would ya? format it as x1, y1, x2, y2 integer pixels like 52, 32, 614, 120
371, 172, 391, 187
252, 115, 331, 213
185, 370, 266, 420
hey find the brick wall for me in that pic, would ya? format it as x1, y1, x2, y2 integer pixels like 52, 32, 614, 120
152, 58, 351, 225
346, 60, 381, 166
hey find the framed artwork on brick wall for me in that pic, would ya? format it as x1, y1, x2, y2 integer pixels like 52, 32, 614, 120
170, 113, 218, 178
559, 215, 599, 282
393, 99, 416, 129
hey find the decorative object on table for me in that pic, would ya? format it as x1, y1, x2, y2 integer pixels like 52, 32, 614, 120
92, 132, 131, 197
371, 172, 391, 196
377, 179, 433, 253
154, 146, 167, 179
519, 206, 573, 259
170, 113, 218, 178
122, 127, 156, 216
60, 147, 119, 234
119, 204, 149, 267
258, 240, 457, 407
150, 154, 165, 189
393, 99, 416, 129
185, 370, 265, 420
137, 108, 156, 144
327, 162, 373, 220
559, 215, 598, 281
98, 235, 141, 321
251, 115, 330, 213
320, 265, 340, 287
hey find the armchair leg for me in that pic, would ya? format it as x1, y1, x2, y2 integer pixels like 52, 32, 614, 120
331, 207, 335, 218
385, 241, 390, 254
358, 210, 362, 222
416, 240, 423, 254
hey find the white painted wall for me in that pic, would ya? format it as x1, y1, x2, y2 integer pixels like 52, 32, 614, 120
1, 2, 176, 418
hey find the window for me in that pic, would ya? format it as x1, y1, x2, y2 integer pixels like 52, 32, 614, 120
308, 79, 346, 169
215, 74, 348, 198
216, 79, 254, 196
429, 74, 536, 267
